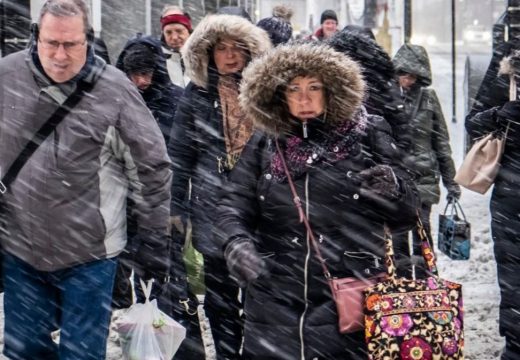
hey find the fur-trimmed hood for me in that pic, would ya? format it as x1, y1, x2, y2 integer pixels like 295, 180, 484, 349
239, 42, 366, 135
499, 49, 520, 77
180, 14, 271, 89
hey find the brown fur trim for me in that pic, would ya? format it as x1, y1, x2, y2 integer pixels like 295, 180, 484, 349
180, 14, 271, 89
239, 42, 366, 135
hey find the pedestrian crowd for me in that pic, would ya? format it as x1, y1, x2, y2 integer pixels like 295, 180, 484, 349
0, 0, 513, 359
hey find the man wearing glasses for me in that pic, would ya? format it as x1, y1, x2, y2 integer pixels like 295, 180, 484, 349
0, 1, 172, 359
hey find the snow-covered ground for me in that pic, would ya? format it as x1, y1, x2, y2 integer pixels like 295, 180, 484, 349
0, 48, 505, 359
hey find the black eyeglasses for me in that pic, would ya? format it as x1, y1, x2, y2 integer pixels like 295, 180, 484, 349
38, 38, 86, 51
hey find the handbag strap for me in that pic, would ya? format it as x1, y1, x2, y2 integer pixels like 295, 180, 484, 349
510, 75, 517, 101
382, 216, 439, 282
274, 139, 439, 282
0, 79, 95, 195
274, 138, 331, 279
443, 198, 467, 222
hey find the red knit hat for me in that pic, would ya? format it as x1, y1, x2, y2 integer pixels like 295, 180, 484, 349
160, 14, 192, 31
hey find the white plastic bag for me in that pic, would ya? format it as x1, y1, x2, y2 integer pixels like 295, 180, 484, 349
115, 279, 186, 360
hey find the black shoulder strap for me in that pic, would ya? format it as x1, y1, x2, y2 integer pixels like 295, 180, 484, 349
0, 80, 96, 194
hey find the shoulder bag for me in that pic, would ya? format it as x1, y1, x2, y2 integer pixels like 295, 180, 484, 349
274, 139, 386, 334
454, 76, 514, 194
0, 79, 97, 292
438, 199, 471, 260
364, 218, 464, 359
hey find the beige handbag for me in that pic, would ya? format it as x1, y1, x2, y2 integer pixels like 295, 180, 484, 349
454, 128, 508, 194
455, 77, 514, 194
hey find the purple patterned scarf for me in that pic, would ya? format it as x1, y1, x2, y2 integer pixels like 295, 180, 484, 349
271, 111, 368, 182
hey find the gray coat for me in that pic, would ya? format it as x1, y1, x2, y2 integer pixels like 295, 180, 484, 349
0, 49, 172, 271
393, 44, 458, 205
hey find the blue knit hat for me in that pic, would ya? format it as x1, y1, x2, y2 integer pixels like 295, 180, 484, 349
257, 5, 293, 46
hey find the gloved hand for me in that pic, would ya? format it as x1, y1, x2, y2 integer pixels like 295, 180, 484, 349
497, 100, 520, 125
131, 229, 171, 281
358, 164, 400, 201
224, 237, 267, 288
446, 184, 461, 203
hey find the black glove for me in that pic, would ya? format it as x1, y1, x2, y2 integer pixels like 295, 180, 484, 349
224, 237, 267, 288
446, 184, 461, 202
131, 229, 171, 281
497, 100, 520, 125
358, 164, 400, 201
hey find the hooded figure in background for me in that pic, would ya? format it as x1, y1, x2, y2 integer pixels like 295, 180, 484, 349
257, 5, 293, 46
392, 44, 460, 278
116, 35, 183, 144
167, 14, 271, 359
466, 48, 520, 360
116, 35, 206, 359
216, 43, 419, 359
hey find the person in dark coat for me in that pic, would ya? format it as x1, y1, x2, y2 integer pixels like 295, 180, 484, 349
466, 45, 520, 360
328, 26, 413, 277
116, 35, 206, 359
392, 44, 460, 278
256, 5, 293, 46
215, 42, 419, 359
167, 14, 271, 359
328, 27, 410, 152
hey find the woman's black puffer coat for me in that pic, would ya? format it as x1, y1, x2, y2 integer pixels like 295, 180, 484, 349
216, 43, 419, 359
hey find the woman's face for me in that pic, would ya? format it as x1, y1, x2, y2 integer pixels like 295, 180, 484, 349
284, 76, 325, 121
398, 72, 417, 90
213, 38, 248, 75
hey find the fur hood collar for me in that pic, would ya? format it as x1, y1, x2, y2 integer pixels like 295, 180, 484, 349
499, 49, 520, 77
239, 42, 366, 135
181, 14, 271, 89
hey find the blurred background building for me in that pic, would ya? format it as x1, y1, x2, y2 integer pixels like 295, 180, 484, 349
0, 0, 508, 61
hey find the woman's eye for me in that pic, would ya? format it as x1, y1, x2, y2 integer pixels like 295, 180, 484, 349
287, 86, 300, 93
309, 84, 324, 91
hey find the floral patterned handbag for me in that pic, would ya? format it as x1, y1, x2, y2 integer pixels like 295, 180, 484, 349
364, 221, 464, 359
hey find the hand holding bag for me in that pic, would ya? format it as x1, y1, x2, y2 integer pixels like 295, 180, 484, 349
453, 127, 508, 194
115, 279, 187, 360
455, 76, 514, 194
275, 139, 385, 334
438, 199, 471, 260
364, 220, 464, 359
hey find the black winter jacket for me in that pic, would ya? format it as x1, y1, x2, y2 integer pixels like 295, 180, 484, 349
167, 14, 271, 256
465, 41, 520, 337
216, 115, 419, 358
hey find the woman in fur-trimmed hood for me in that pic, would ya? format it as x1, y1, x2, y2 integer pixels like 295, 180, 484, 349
167, 13, 270, 359
216, 43, 419, 359
466, 46, 520, 359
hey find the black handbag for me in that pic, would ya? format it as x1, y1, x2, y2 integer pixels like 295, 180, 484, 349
438, 199, 471, 260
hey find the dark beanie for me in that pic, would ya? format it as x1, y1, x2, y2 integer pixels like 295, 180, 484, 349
123, 44, 156, 74
320, 9, 337, 24
257, 5, 293, 46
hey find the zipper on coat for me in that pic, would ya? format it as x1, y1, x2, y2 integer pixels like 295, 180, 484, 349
298, 173, 311, 360
302, 121, 308, 139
